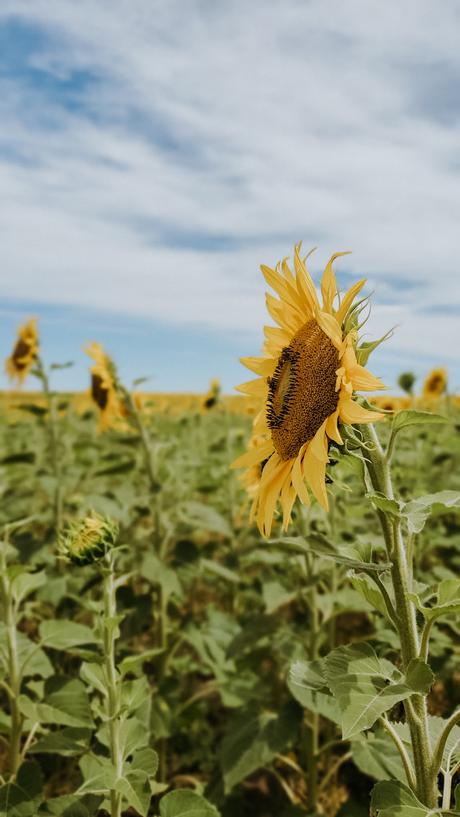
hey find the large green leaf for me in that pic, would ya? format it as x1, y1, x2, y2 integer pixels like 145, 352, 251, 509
0, 760, 43, 817
325, 643, 433, 739
370, 780, 444, 816
19, 677, 94, 727
39, 620, 99, 650
352, 732, 408, 783
29, 727, 92, 756
159, 790, 220, 817
220, 703, 300, 792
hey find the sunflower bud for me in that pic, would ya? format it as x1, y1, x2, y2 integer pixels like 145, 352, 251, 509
60, 514, 119, 566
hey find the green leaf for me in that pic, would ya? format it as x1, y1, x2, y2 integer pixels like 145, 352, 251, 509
262, 580, 295, 613
115, 773, 151, 817
0, 760, 43, 817
11, 570, 47, 607
405, 659, 435, 694
177, 500, 232, 539
271, 535, 391, 572
29, 727, 92, 756
366, 494, 402, 517
391, 409, 448, 435
0, 626, 54, 680
370, 780, 436, 816
40, 620, 99, 650
288, 660, 341, 725
325, 643, 419, 739
159, 790, 220, 817
289, 659, 327, 691
220, 704, 300, 792
119, 648, 164, 677
403, 491, 460, 535
349, 572, 392, 619
352, 732, 408, 783
80, 662, 107, 696
78, 755, 116, 794
38, 794, 103, 816
142, 553, 182, 599
128, 747, 159, 779
19, 677, 94, 727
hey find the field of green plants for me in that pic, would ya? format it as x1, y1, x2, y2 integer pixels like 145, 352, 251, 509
0, 380, 459, 817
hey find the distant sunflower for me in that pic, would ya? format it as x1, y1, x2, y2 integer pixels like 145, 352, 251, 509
202, 378, 221, 411
5, 318, 39, 384
422, 367, 447, 399
85, 342, 124, 432
232, 244, 385, 536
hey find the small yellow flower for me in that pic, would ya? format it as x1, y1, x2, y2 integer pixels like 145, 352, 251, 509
85, 342, 125, 432
232, 244, 386, 536
60, 513, 119, 566
422, 367, 447, 399
5, 318, 39, 384
201, 378, 221, 411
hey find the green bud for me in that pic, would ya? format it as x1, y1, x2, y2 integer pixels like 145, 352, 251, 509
398, 371, 416, 395
60, 513, 119, 566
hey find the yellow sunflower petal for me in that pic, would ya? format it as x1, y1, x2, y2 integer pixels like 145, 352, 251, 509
348, 364, 385, 392
240, 356, 276, 377
315, 311, 343, 350
291, 444, 310, 505
303, 443, 329, 510
236, 378, 268, 397
309, 420, 329, 463
325, 410, 343, 445
336, 278, 366, 325
281, 476, 297, 530
231, 439, 275, 470
338, 396, 385, 425
321, 251, 351, 313
293, 243, 320, 315
258, 458, 291, 536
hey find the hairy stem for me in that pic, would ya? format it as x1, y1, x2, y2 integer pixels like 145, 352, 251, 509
359, 423, 437, 808
305, 553, 319, 811
36, 359, 62, 538
102, 553, 123, 817
0, 540, 23, 777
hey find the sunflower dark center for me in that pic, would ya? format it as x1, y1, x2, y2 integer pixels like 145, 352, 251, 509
12, 338, 32, 370
91, 373, 109, 410
266, 319, 340, 460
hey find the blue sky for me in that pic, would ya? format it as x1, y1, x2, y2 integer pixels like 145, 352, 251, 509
1, 1, 459, 394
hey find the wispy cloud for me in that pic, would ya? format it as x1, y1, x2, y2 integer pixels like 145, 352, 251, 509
0, 1, 459, 389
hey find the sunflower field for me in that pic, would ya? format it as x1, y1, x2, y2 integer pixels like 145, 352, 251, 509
1, 250, 459, 817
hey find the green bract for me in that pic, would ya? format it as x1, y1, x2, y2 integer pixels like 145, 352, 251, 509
60, 514, 119, 566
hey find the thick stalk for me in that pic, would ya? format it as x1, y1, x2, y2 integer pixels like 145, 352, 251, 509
359, 424, 437, 807
0, 543, 23, 776
102, 553, 123, 817
305, 553, 319, 811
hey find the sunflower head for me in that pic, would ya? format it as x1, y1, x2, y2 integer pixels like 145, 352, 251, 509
397, 371, 416, 396
5, 318, 39, 384
423, 367, 447, 399
232, 244, 386, 536
85, 342, 124, 432
201, 377, 221, 411
60, 513, 119, 566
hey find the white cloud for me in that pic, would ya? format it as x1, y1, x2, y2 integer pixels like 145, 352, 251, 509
0, 0, 459, 379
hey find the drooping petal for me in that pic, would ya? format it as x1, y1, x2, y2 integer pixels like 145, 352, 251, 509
348, 364, 386, 392
309, 421, 329, 463
231, 439, 275, 469
338, 396, 385, 425
291, 444, 310, 505
326, 410, 343, 444
303, 443, 329, 510
258, 458, 292, 536
281, 476, 297, 530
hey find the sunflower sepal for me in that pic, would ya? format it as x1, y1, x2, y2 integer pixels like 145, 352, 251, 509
356, 328, 394, 366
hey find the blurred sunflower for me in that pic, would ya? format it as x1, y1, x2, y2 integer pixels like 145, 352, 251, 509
232, 244, 385, 536
201, 378, 221, 411
85, 342, 125, 432
5, 318, 39, 384
422, 367, 447, 400
374, 395, 411, 413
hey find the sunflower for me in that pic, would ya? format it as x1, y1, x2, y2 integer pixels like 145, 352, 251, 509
85, 342, 125, 432
422, 367, 447, 400
201, 378, 221, 411
60, 513, 119, 566
374, 395, 411, 413
232, 244, 386, 536
5, 318, 39, 384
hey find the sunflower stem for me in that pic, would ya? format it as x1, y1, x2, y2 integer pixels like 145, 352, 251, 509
102, 551, 123, 817
359, 423, 437, 808
0, 532, 23, 777
304, 552, 319, 811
